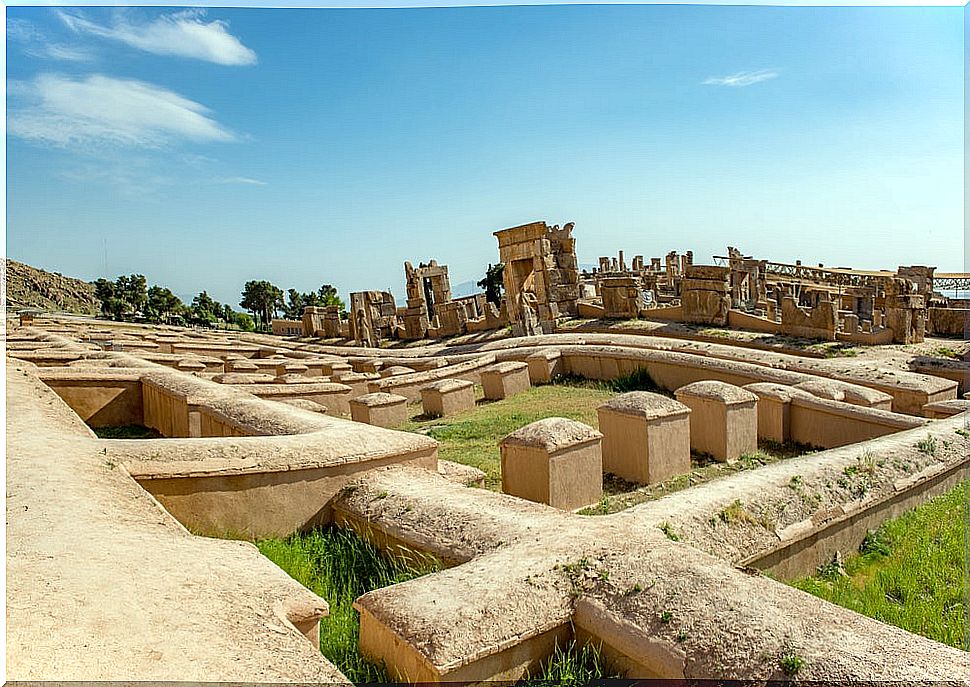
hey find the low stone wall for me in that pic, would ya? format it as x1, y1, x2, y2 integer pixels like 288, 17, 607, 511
790, 394, 926, 447
927, 306, 970, 337
726, 309, 781, 334
41, 373, 144, 428
631, 413, 970, 579
233, 382, 354, 416
142, 376, 191, 437
7, 361, 348, 682
366, 355, 497, 401
336, 457, 968, 683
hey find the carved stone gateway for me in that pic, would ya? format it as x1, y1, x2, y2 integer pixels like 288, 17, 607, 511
494, 221, 580, 336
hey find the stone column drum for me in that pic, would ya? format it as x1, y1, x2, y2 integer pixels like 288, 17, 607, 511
349, 392, 409, 428
421, 379, 476, 418
597, 391, 691, 484
500, 417, 603, 511
481, 361, 531, 400
674, 381, 758, 462
526, 349, 563, 385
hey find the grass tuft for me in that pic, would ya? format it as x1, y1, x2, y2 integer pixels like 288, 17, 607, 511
521, 637, 621, 685
257, 526, 438, 682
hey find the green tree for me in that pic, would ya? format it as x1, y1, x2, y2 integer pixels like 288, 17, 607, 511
478, 263, 505, 306
240, 280, 284, 331
317, 284, 344, 310
116, 274, 148, 315
284, 289, 305, 319
93, 279, 116, 317
232, 311, 255, 332
146, 286, 183, 322
191, 291, 219, 326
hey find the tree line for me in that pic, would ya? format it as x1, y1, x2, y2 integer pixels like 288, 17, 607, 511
93, 275, 345, 332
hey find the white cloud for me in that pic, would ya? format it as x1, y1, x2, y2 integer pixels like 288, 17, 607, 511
7, 18, 44, 42
8, 18, 95, 61
58, 9, 256, 66
28, 43, 97, 62
8, 73, 236, 148
703, 69, 779, 87
214, 176, 267, 186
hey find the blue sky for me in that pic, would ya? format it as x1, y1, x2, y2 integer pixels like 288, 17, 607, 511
6, 4, 965, 306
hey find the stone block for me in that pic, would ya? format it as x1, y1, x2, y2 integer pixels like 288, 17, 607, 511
675, 381, 758, 462
597, 392, 691, 485
349, 392, 409, 428
421, 379, 476, 418
500, 417, 603, 510
481, 361, 531, 400
380, 365, 417, 378
177, 359, 206, 373
526, 349, 563, 384
742, 383, 800, 444
275, 362, 309, 377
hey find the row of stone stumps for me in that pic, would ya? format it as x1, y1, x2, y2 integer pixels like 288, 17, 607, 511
347, 360, 535, 427
500, 380, 759, 511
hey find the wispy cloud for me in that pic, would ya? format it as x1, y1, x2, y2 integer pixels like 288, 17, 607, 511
28, 43, 97, 62
214, 176, 267, 186
703, 69, 779, 87
8, 18, 95, 62
58, 9, 256, 66
8, 73, 236, 148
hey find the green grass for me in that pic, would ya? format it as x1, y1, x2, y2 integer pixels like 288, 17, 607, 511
403, 382, 614, 489
257, 526, 439, 682
91, 424, 162, 439
404, 373, 811, 503
789, 480, 968, 651
520, 637, 622, 685
259, 526, 619, 684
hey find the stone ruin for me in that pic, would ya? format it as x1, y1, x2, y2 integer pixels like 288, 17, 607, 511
579, 241, 970, 345
8, 313, 970, 684
495, 221, 580, 336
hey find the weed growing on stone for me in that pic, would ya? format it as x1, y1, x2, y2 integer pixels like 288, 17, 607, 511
779, 652, 805, 676
257, 526, 439, 682
606, 367, 662, 394
658, 521, 680, 541
915, 435, 938, 457
718, 500, 759, 526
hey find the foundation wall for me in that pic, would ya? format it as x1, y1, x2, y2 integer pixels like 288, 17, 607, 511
43, 378, 144, 428
137, 449, 437, 538
745, 460, 970, 579
142, 378, 190, 437
788, 397, 925, 448
238, 385, 354, 416
368, 356, 496, 402
198, 407, 260, 437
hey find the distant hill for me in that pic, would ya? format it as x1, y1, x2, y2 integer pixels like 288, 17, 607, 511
5, 259, 99, 315
451, 280, 482, 298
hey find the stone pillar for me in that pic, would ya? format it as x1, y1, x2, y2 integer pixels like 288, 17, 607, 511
420, 379, 475, 418
674, 381, 758, 462
526, 349, 564, 384
349, 392, 409, 428
742, 383, 799, 444
481, 361, 531, 400
597, 391, 691, 485
500, 417, 603, 511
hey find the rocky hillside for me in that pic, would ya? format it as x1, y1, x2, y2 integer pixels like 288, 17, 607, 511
5, 259, 99, 315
